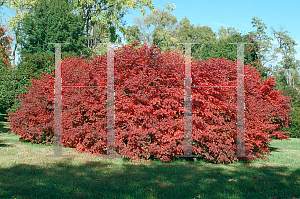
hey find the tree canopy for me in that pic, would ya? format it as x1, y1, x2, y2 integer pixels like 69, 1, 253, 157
2, 0, 158, 65
16, 0, 88, 56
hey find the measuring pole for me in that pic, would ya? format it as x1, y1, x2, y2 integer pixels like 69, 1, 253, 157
229, 43, 254, 159
174, 43, 202, 158
183, 43, 192, 156
96, 43, 122, 159
106, 43, 116, 158
45, 42, 120, 158
46, 43, 71, 158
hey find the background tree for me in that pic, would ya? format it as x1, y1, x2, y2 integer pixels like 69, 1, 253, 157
124, 4, 177, 52
217, 26, 241, 40
123, 25, 141, 45
248, 17, 277, 77
269, 26, 300, 138
15, 0, 89, 75
70, 0, 156, 40
199, 27, 260, 74
1, 0, 159, 114
0, 22, 13, 68
1, 0, 39, 68
148, 5, 177, 51
271, 26, 300, 89
125, 11, 217, 57
63, 0, 158, 58
0, 0, 87, 114
3, 0, 158, 67
0, 22, 13, 113
174, 17, 217, 60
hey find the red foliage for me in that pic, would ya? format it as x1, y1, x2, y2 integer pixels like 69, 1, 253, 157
6, 42, 292, 164
0, 23, 13, 67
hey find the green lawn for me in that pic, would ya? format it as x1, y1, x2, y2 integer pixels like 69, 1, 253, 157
0, 116, 300, 199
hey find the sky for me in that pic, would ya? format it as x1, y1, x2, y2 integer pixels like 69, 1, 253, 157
1, 0, 300, 68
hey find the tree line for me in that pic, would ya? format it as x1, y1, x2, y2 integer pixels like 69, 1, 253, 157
0, 0, 299, 137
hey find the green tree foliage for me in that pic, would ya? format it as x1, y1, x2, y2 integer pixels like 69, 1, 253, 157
274, 85, 300, 138
123, 25, 141, 45
2, 0, 89, 114
124, 4, 177, 51
271, 26, 300, 88
2, 0, 159, 114
200, 27, 261, 76
176, 17, 217, 45
16, 0, 88, 57
125, 11, 217, 57
269, 26, 300, 138
124, 14, 260, 76
0, 22, 13, 113
0, 64, 31, 114
174, 17, 217, 60
66, 0, 157, 57
15, 0, 97, 80
248, 17, 277, 69
69, 0, 156, 41
1, 0, 40, 68
2, 51, 79, 115
3, 0, 157, 66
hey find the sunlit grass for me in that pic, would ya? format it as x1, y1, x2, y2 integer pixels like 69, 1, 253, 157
0, 116, 300, 199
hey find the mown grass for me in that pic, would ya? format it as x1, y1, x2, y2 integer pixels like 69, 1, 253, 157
0, 113, 300, 199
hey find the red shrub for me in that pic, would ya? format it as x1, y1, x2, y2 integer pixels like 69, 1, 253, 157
6, 42, 292, 164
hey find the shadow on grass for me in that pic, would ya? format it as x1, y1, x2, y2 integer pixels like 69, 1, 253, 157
0, 157, 299, 199
0, 117, 299, 198
269, 146, 280, 153
0, 113, 7, 121
0, 140, 13, 147
0, 113, 9, 134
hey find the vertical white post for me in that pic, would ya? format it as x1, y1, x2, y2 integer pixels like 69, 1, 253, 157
229, 42, 253, 159
184, 43, 193, 156
175, 43, 202, 158
236, 43, 246, 157
107, 43, 115, 158
46, 43, 70, 158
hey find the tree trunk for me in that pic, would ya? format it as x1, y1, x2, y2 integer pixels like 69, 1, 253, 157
84, 4, 92, 48
89, 4, 96, 40
12, 33, 19, 70
11, 44, 16, 70
288, 70, 290, 86
11, 21, 21, 70
286, 70, 289, 85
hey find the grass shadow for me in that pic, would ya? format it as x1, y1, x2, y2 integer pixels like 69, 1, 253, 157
0, 126, 299, 198
0, 138, 14, 147
0, 158, 299, 199
0, 112, 7, 121
269, 146, 280, 152
0, 113, 9, 134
